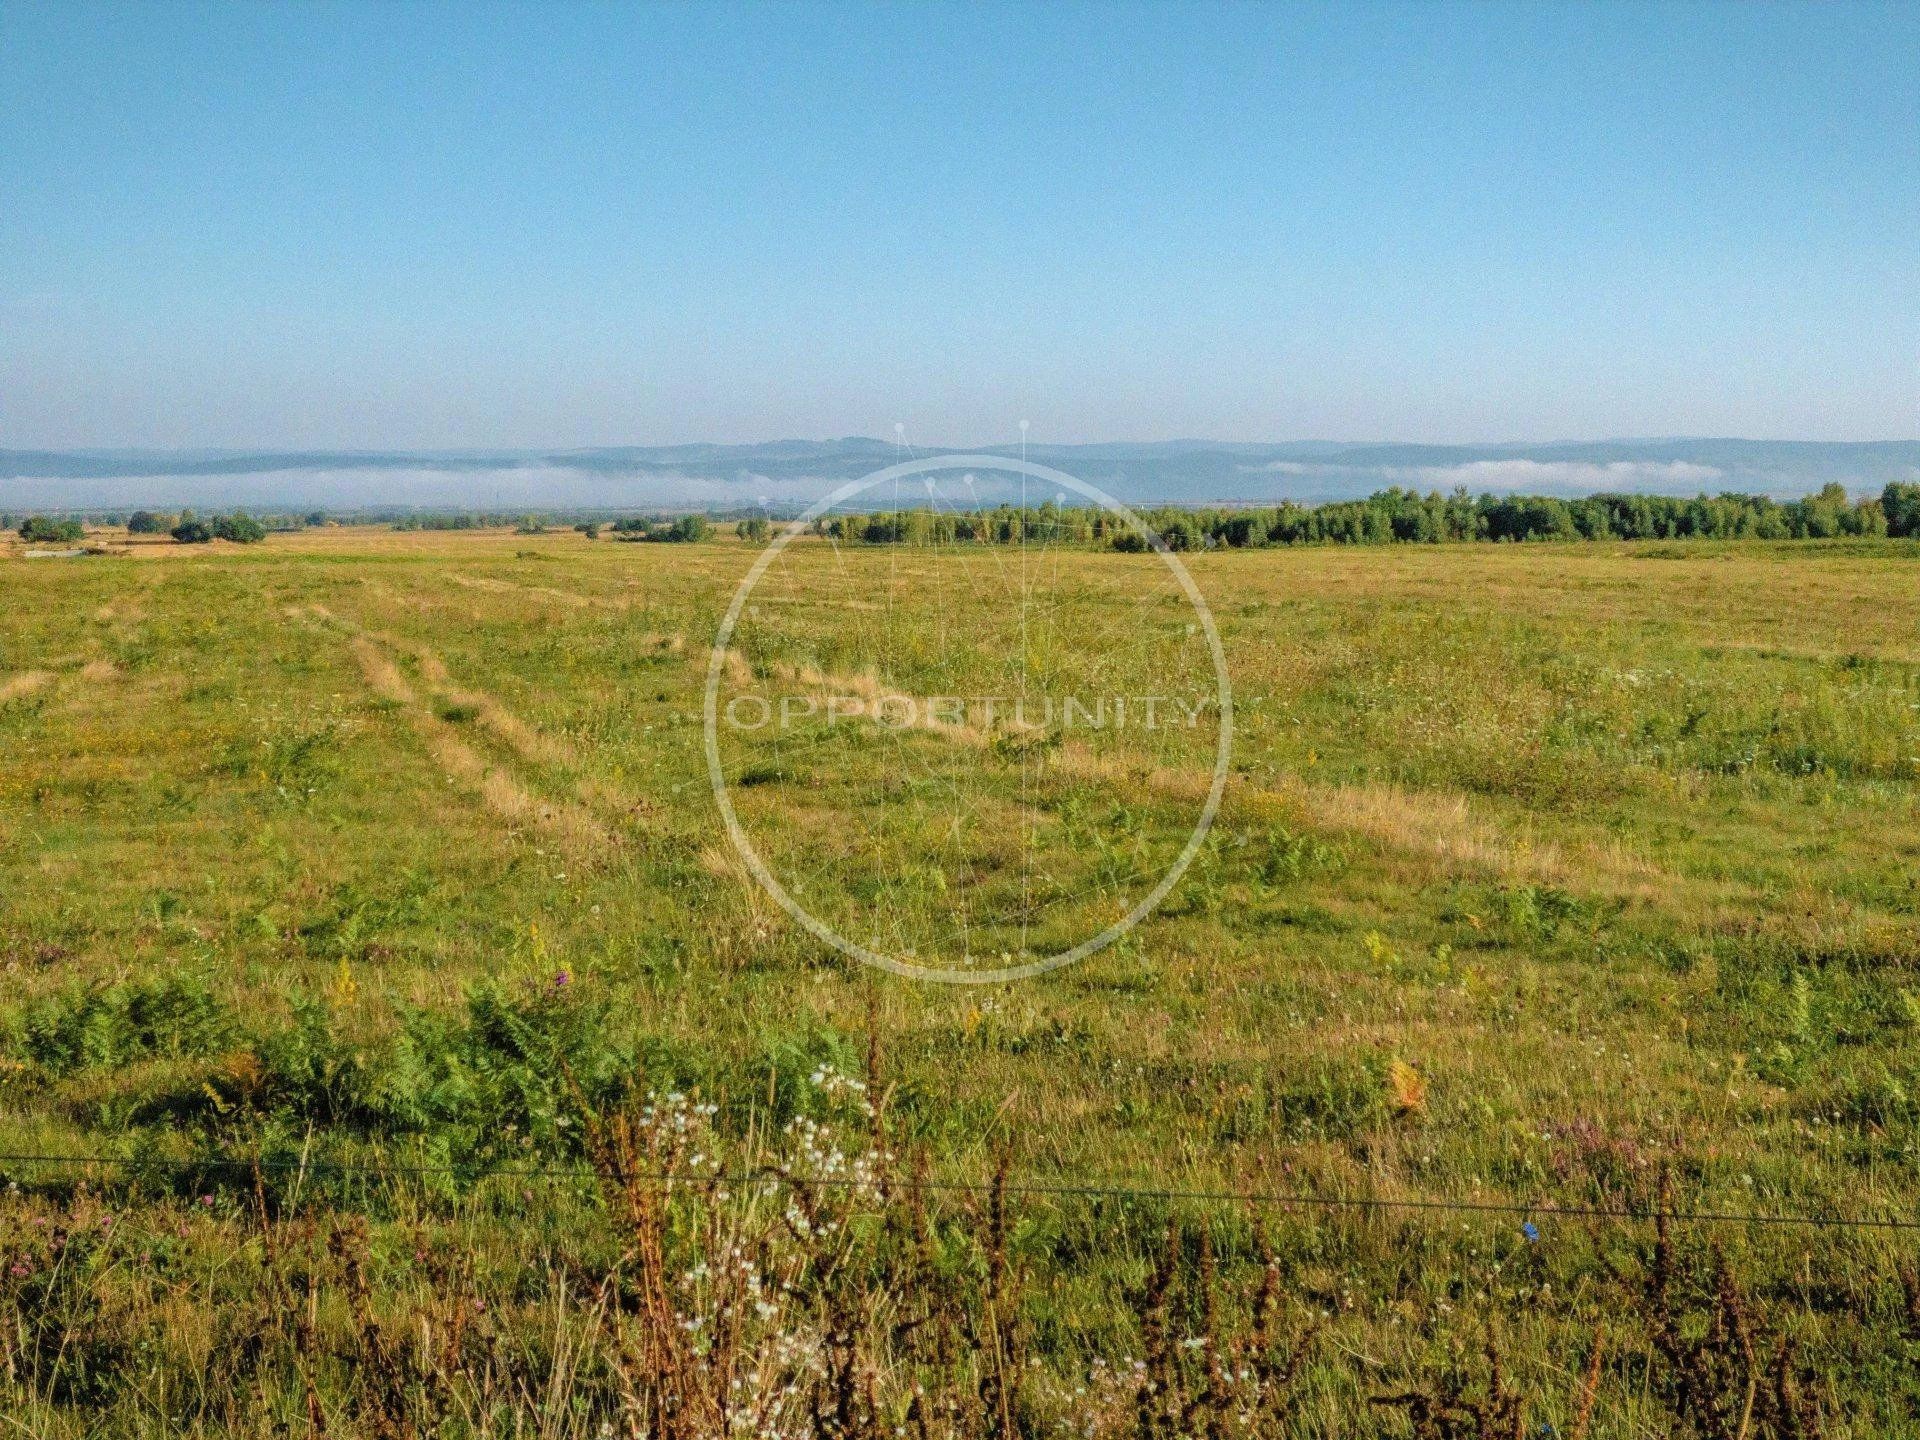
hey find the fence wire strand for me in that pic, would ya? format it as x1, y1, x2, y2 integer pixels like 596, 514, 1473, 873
0, 1150, 1913, 1231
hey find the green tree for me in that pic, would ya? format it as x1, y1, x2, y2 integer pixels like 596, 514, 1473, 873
1882, 482, 1920, 539
126, 510, 168, 534
171, 510, 214, 543
212, 512, 267, 543
18, 516, 84, 544
1159, 517, 1198, 551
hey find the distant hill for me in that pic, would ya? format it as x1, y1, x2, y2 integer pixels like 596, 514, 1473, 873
3, 438, 1914, 511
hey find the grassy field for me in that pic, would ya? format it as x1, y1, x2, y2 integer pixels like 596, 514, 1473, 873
2, 524, 1918, 1437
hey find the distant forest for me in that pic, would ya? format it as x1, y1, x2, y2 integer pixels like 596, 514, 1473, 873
823, 482, 1920, 550
10, 483, 1918, 551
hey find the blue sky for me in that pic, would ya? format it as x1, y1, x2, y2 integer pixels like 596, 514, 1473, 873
2, 1, 1915, 449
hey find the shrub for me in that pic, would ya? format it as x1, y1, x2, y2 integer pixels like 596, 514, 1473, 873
212, 512, 267, 543
662, 514, 711, 543
169, 512, 264, 544
126, 510, 168, 535
619, 513, 713, 543
17, 516, 83, 544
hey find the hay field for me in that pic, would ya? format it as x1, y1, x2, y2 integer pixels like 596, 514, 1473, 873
1, 525, 1917, 1435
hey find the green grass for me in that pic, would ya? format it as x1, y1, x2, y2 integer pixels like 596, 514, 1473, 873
1, 527, 1917, 1435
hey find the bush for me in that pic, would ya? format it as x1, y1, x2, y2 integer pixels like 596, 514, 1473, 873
126, 510, 168, 535
1884, 482, 1920, 539
171, 512, 265, 544
662, 514, 711, 543
17, 516, 83, 544
212, 513, 267, 543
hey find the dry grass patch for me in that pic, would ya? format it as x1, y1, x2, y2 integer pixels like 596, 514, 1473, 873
0, 670, 52, 705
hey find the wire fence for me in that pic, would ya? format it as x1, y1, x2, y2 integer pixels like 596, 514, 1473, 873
1, 1150, 1913, 1232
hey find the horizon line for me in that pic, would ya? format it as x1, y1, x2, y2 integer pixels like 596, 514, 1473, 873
6, 433, 1919, 457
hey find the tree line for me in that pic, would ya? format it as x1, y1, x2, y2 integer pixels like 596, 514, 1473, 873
14, 485, 1918, 551
816, 482, 1920, 550
12, 509, 269, 545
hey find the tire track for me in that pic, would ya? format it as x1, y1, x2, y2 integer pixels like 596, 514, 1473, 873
409, 649, 653, 822
304, 604, 626, 857
319, 597, 669, 821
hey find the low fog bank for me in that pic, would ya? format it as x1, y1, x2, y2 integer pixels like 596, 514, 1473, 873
5, 438, 1915, 512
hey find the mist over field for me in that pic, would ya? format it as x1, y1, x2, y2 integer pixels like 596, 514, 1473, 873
6, 437, 1916, 511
